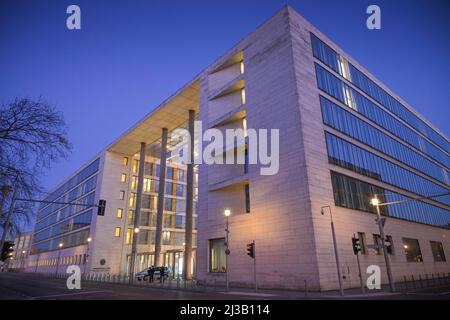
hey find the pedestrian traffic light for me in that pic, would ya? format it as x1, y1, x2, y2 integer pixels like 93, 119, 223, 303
246, 242, 255, 258
97, 199, 106, 216
352, 237, 361, 255
1, 241, 15, 261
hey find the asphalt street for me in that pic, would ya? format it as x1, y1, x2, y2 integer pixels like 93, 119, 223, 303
1, 272, 450, 300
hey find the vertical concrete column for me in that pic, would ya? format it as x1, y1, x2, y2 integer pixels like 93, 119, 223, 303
129, 142, 146, 281
184, 110, 195, 280
154, 128, 168, 267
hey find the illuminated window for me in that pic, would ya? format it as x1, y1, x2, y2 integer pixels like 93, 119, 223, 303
126, 228, 133, 244
209, 238, 226, 273
128, 210, 134, 225
117, 208, 123, 219
123, 157, 129, 166
402, 238, 423, 262
114, 227, 121, 237
119, 190, 125, 200
129, 192, 136, 208
132, 159, 139, 174
240, 61, 245, 74
343, 86, 357, 110
121, 173, 127, 183
163, 231, 171, 245
131, 176, 138, 190
241, 88, 246, 105
338, 55, 351, 80
143, 178, 152, 193
243, 118, 247, 137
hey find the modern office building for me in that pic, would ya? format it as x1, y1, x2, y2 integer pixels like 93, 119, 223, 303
9, 232, 33, 270
27, 6, 449, 291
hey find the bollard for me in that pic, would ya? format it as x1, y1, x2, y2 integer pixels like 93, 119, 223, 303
418, 274, 423, 288
403, 275, 408, 291
411, 275, 415, 289
304, 279, 308, 297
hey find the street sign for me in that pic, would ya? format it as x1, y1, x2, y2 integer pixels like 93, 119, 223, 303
375, 217, 386, 227
225, 248, 230, 255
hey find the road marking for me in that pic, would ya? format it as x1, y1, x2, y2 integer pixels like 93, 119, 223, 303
31, 290, 114, 300
220, 291, 276, 297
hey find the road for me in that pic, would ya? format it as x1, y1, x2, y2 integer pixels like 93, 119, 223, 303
1, 272, 450, 300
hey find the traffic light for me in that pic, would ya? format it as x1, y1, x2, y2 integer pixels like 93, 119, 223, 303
352, 237, 361, 255
385, 236, 393, 254
246, 242, 255, 258
1, 241, 15, 261
97, 199, 106, 216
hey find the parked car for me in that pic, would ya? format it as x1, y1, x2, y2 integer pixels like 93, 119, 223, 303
135, 266, 170, 281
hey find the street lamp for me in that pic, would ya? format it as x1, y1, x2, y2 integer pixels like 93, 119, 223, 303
370, 196, 395, 292
224, 209, 231, 291
85, 237, 92, 275
134, 228, 140, 233
56, 243, 63, 276
320, 206, 344, 296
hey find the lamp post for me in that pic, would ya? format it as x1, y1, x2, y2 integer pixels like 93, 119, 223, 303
370, 197, 395, 292
85, 237, 92, 275
320, 205, 344, 296
55, 243, 63, 276
224, 209, 231, 292
21, 250, 26, 269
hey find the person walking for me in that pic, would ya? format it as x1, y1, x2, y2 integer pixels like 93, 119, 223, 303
159, 266, 165, 283
147, 266, 155, 283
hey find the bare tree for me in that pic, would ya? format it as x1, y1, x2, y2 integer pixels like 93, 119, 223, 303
0, 97, 72, 243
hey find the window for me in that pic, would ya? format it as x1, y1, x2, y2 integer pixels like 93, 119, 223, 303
240, 61, 244, 74
357, 232, 367, 254
123, 157, 129, 166
127, 210, 134, 225
245, 184, 250, 213
330, 171, 450, 229
132, 159, 139, 174
241, 88, 246, 105
119, 190, 125, 200
325, 133, 449, 207
117, 208, 123, 219
320, 96, 448, 185
129, 192, 136, 208
126, 228, 133, 244
121, 173, 127, 183
430, 241, 446, 262
403, 238, 423, 262
209, 238, 226, 273
372, 234, 382, 255
115, 227, 121, 237
131, 176, 138, 190
138, 230, 150, 245
386, 235, 394, 255
163, 231, 171, 245
143, 178, 152, 193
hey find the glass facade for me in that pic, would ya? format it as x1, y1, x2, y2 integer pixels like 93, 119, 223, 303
315, 63, 450, 170
312, 32, 450, 230
321, 96, 449, 185
311, 33, 450, 153
331, 172, 450, 229
31, 159, 99, 254
325, 133, 450, 206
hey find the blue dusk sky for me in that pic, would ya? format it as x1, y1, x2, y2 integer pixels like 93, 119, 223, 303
1, 0, 449, 200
